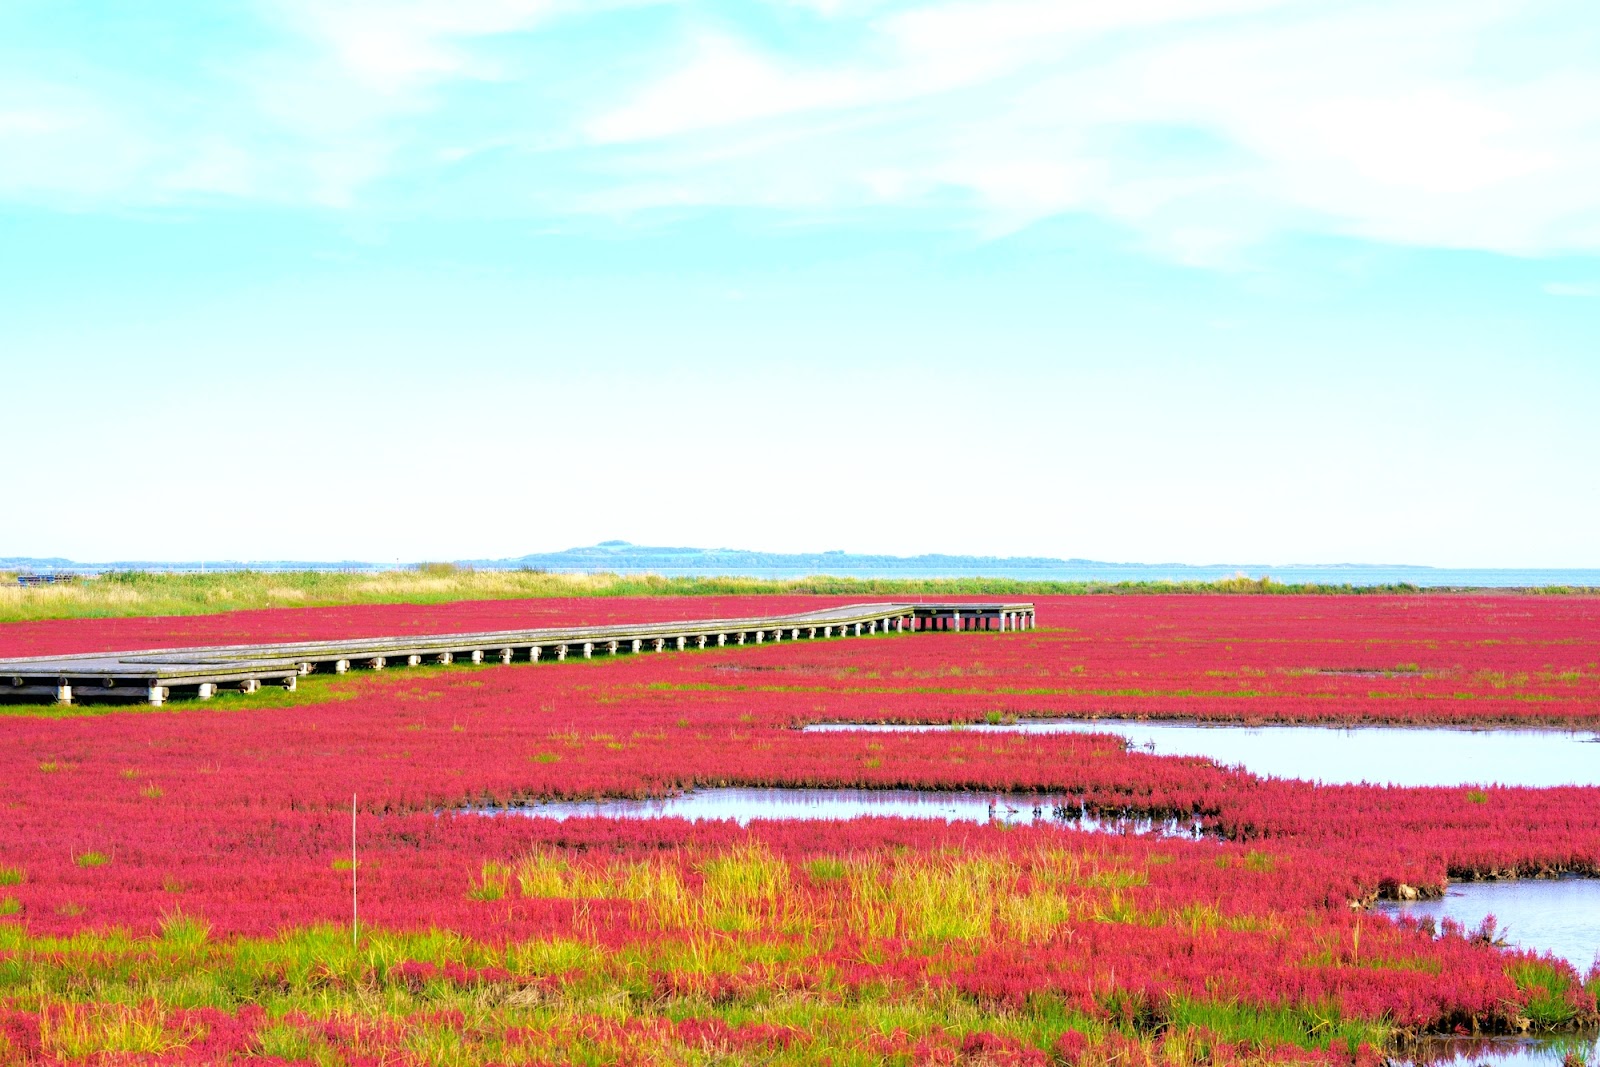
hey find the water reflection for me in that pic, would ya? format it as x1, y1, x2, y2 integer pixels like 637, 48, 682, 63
1400, 1032, 1598, 1067
805, 721, 1600, 788
1379, 878, 1600, 973
494, 787, 1201, 835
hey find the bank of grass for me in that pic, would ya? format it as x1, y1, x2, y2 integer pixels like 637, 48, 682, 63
0, 874, 1397, 1067
2, 566, 1566, 625
0, 919, 1165, 1066
2, 839, 1587, 1065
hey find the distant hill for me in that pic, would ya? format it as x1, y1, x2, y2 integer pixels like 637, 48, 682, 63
2, 541, 1168, 574
470, 542, 1086, 572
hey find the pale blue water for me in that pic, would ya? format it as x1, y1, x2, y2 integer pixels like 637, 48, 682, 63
806, 721, 1600, 788
497, 787, 1199, 835
1381, 878, 1600, 974
486, 784, 1598, 979
1403, 1033, 1599, 1067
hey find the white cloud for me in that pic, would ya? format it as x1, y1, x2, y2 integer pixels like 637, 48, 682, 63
589, 0, 1292, 143
1544, 281, 1600, 297
581, 0, 1600, 258
0, 2, 577, 208
263, 0, 566, 93
0, 83, 157, 201
586, 35, 873, 142
2, 0, 1598, 260
882, 0, 1288, 59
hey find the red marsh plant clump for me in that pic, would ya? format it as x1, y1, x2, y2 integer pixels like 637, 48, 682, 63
0, 596, 1597, 1064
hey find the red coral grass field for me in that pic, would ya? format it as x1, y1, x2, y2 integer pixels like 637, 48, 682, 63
7, 594, 1597, 726
1, 594, 1597, 1064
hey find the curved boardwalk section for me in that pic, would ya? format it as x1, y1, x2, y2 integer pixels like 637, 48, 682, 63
0, 601, 1035, 705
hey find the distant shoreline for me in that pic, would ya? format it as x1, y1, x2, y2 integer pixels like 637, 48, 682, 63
5, 541, 1598, 591
2, 568, 1598, 626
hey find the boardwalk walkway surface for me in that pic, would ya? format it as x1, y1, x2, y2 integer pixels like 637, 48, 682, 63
0, 602, 1036, 706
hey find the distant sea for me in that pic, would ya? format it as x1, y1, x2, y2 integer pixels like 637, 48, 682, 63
8, 555, 1598, 588
525, 565, 1600, 588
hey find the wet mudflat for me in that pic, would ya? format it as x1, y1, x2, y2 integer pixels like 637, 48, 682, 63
806, 721, 1600, 787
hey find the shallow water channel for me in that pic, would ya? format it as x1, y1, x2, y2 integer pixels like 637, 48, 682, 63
502, 787, 1198, 835
804, 721, 1600, 788
493, 722, 1600, 984
494, 785, 1599, 980
1379, 877, 1600, 973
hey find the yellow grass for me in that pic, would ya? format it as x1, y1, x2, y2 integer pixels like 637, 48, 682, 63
0, 565, 1458, 624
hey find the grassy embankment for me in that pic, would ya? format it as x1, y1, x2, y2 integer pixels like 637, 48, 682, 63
3, 566, 1579, 625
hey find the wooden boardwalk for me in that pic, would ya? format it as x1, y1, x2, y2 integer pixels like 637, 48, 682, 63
0, 602, 1036, 706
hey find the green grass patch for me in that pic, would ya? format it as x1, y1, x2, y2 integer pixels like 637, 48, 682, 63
805, 858, 848, 883
1163, 996, 1389, 1052
1508, 959, 1586, 1028
0, 567, 1526, 625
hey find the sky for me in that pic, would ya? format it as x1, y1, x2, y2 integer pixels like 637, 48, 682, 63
2, 0, 1598, 567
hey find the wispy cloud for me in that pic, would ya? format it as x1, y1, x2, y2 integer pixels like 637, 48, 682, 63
1, 0, 1597, 261
582, 0, 1600, 259
1544, 280, 1600, 297
262, 0, 565, 93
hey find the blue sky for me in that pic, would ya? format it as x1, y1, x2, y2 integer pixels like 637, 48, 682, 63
2, 0, 1597, 566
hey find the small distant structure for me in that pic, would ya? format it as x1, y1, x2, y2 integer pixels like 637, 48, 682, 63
16, 573, 77, 588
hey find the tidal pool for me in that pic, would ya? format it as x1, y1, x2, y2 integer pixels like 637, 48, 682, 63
1379, 877, 1600, 973
496, 787, 1199, 835
805, 721, 1600, 788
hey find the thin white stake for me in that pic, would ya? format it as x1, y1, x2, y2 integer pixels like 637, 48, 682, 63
351, 793, 358, 945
